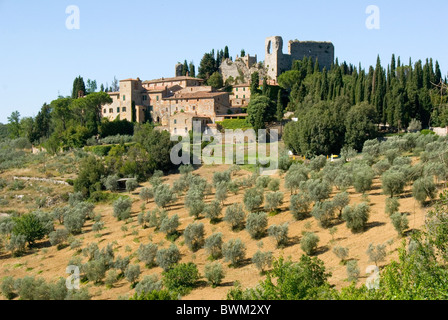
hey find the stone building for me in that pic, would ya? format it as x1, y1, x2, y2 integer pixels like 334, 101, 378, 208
265, 36, 334, 82
103, 76, 230, 136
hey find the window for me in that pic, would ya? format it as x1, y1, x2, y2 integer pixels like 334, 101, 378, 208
236, 88, 238, 92
193, 106, 196, 111
103, 109, 106, 114
185, 127, 188, 133
123, 95, 126, 101
243, 88, 246, 91
143, 95, 147, 101
117, 107, 120, 113
236, 95, 238, 99
122, 107, 127, 112
174, 119, 177, 124
157, 95, 159, 101
243, 95, 245, 99
109, 108, 113, 113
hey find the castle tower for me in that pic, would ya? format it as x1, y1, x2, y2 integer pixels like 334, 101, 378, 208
265, 36, 287, 82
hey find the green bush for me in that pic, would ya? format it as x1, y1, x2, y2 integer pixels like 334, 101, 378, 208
160, 214, 180, 238
333, 246, 349, 263
346, 260, 360, 282
204, 200, 222, 224
243, 188, 264, 212
137, 243, 158, 267
124, 264, 141, 286
264, 191, 284, 213
113, 197, 132, 221
366, 243, 386, 266
290, 193, 311, 220
135, 274, 163, 295
129, 290, 178, 300
12, 213, 47, 247
311, 200, 335, 229
385, 197, 400, 216
390, 213, 409, 236
163, 263, 200, 295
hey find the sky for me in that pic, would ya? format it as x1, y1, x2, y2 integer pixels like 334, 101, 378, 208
0, 0, 447, 124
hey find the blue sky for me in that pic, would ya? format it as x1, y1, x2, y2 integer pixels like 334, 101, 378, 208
0, 0, 447, 124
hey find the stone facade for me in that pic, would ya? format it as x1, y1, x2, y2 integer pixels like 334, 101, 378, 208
265, 36, 334, 82
230, 83, 251, 107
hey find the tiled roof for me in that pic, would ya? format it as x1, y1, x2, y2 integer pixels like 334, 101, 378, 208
166, 91, 228, 100
143, 76, 204, 84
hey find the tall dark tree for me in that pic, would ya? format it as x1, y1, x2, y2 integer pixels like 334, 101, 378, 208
224, 46, 229, 59
198, 53, 217, 81
251, 72, 260, 95
72, 76, 86, 99
189, 61, 196, 78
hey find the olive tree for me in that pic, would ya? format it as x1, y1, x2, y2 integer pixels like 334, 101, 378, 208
381, 169, 406, 198
214, 181, 228, 205
139, 188, 154, 203
113, 197, 132, 221
412, 176, 437, 206
267, 223, 289, 248
156, 244, 181, 271
183, 222, 205, 252
154, 184, 175, 208
306, 179, 332, 203
124, 264, 141, 286
342, 203, 370, 233
222, 238, 246, 267
204, 262, 225, 288
264, 192, 284, 213
137, 243, 158, 267
224, 203, 246, 231
243, 188, 264, 212
333, 246, 349, 263
159, 214, 179, 238
385, 197, 400, 216
353, 166, 374, 194
366, 243, 386, 266
390, 213, 409, 236
204, 233, 223, 260
252, 250, 273, 273
246, 212, 268, 239
333, 192, 349, 219
290, 193, 312, 220
204, 200, 222, 224
311, 200, 335, 229
104, 175, 119, 192
126, 178, 139, 193
300, 232, 320, 255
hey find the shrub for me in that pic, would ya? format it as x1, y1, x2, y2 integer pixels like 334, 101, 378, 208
224, 203, 246, 231
92, 221, 104, 233
104, 175, 119, 192
390, 213, 409, 236
222, 238, 246, 267
373, 159, 391, 176
135, 274, 163, 295
204, 200, 222, 224
309, 155, 327, 171
246, 212, 268, 239
412, 176, 437, 206
342, 203, 370, 233
333, 192, 349, 219
385, 197, 400, 216
148, 208, 167, 230
204, 233, 223, 260
6, 234, 27, 256
186, 197, 205, 219
300, 232, 319, 255
49, 228, 69, 247
163, 263, 200, 295
138, 243, 158, 267
408, 119, 422, 133
227, 181, 240, 195
252, 250, 273, 273
264, 191, 284, 213
130, 290, 178, 300
333, 246, 349, 263
159, 214, 179, 238
156, 244, 181, 271
267, 223, 289, 248
139, 188, 154, 203
366, 243, 387, 266
113, 197, 132, 221
124, 264, 141, 286
346, 260, 360, 282
311, 200, 335, 229
284, 164, 309, 194
12, 213, 47, 246
204, 262, 225, 288
243, 188, 264, 212
290, 193, 311, 220
137, 211, 151, 229
183, 223, 205, 252
381, 169, 406, 198
125, 178, 139, 193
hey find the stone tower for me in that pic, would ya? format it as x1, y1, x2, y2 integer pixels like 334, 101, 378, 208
265, 36, 334, 82
175, 63, 183, 77
265, 36, 286, 82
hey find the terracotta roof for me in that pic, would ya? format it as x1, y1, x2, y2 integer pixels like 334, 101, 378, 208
233, 83, 250, 88
143, 76, 204, 84
120, 78, 140, 82
166, 91, 228, 100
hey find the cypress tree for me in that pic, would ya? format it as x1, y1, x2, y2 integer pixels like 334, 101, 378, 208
189, 61, 196, 78
224, 46, 229, 59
